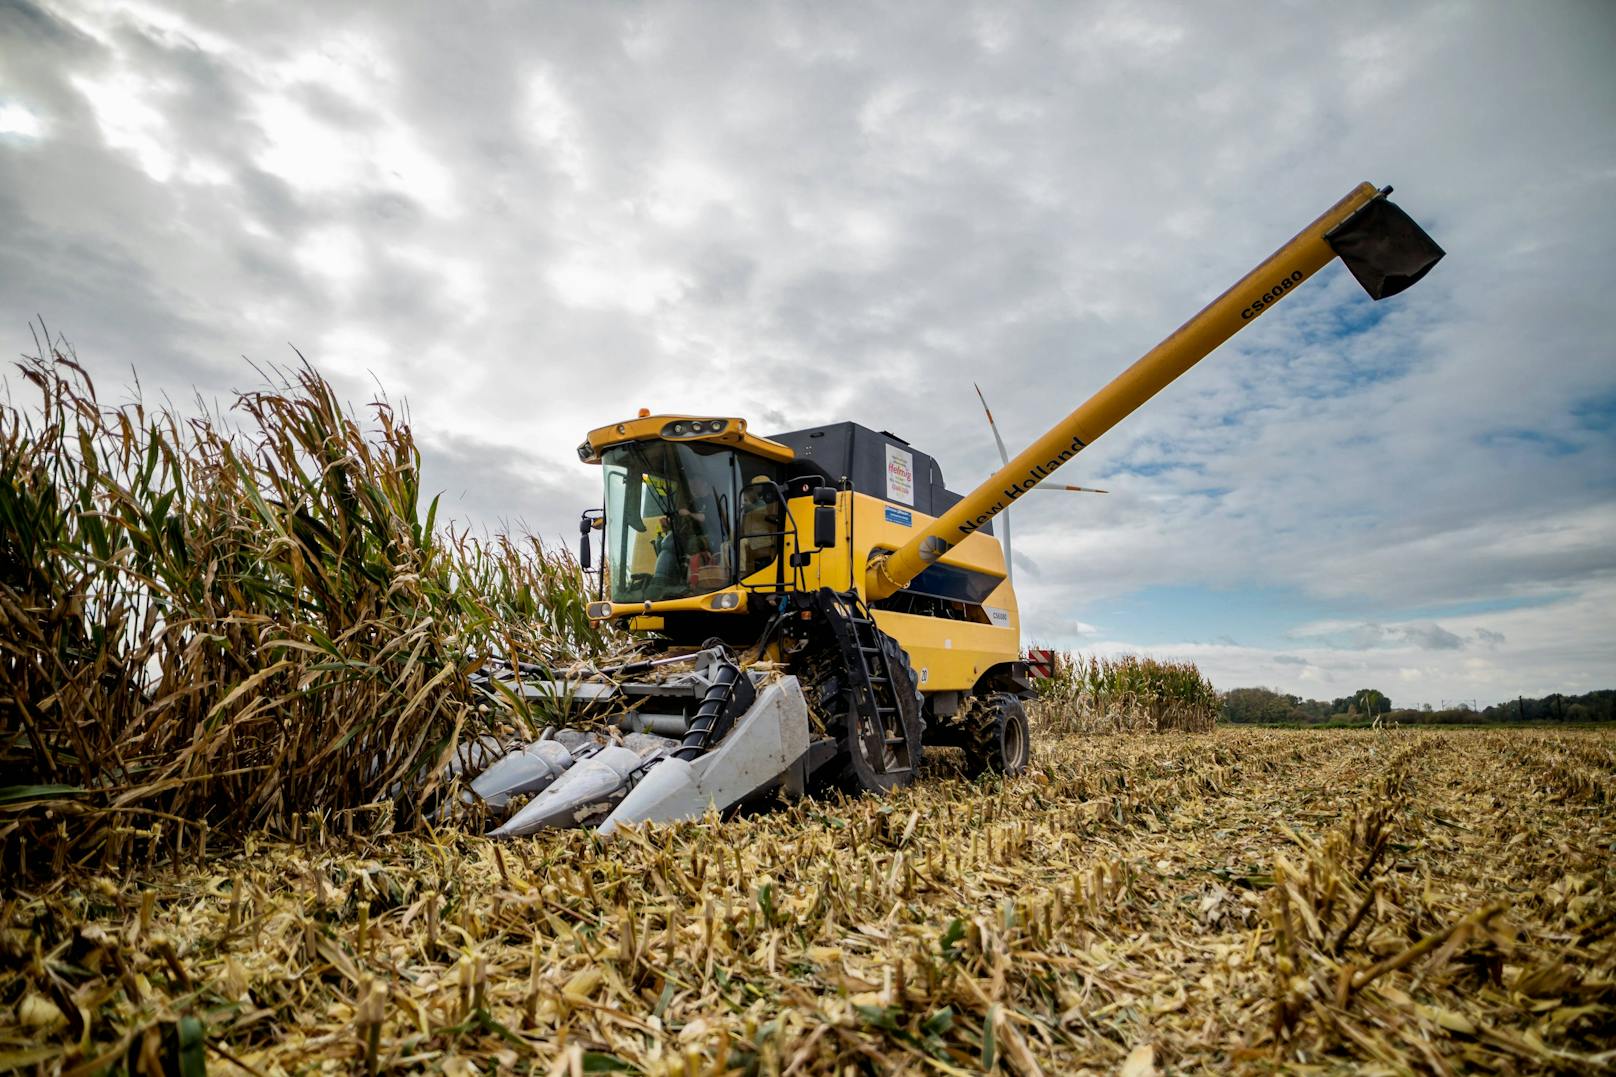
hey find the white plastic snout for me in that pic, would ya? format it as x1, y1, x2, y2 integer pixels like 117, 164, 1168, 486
467, 740, 575, 811
492, 745, 642, 837
597, 677, 810, 836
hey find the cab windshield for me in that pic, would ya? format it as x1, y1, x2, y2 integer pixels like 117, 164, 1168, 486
602, 442, 782, 603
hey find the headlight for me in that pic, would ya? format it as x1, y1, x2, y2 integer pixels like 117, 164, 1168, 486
660, 418, 730, 438
587, 601, 613, 620
708, 592, 743, 611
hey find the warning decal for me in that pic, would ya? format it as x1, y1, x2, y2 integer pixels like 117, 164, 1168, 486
1026, 648, 1058, 679
885, 443, 914, 505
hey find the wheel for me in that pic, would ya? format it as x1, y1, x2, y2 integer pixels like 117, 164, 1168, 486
839, 633, 924, 794
962, 693, 1031, 778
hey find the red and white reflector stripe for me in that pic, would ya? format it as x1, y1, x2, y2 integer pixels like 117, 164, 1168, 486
1026, 648, 1058, 680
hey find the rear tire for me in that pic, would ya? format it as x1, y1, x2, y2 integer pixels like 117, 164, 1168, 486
962, 693, 1031, 778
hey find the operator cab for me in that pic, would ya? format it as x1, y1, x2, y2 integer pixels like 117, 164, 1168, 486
600, 440, 784, 603
578, 414, 798, 612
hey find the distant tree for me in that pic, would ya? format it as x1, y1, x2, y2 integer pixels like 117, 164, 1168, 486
1354, 688, 1391, 717
1294, 697, 1331, 722
1223, 687, 1308, 724
1331, 689, 1390, 716
1224, 687, 1614, 727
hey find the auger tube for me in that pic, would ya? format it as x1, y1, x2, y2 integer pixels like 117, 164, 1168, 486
866, 181, 1441, 600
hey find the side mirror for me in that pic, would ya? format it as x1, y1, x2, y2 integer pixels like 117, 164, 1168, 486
812, 486, 837, 549
578, 509, 603, 569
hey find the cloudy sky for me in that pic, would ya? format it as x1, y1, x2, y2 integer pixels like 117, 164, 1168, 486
3, 0, 1612, 707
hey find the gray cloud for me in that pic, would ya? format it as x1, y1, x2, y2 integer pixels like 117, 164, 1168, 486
1292, 621, 1469, 652
415, 429, 596, 542
1, 0, 1612, 702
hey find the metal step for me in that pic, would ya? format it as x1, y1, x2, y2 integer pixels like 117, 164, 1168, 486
813, 586, 915, 777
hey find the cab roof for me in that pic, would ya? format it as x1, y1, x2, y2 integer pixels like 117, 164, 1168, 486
578, 413, 796, 465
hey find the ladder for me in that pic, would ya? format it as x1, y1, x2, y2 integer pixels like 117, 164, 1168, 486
813, 587, 916, 776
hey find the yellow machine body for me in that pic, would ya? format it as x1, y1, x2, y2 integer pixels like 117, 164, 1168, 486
577, 180, 1443, 708
580, 430, 1020, 695
769, 490, 1019, 694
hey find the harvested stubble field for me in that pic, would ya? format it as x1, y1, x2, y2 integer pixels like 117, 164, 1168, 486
3, 725, 1612, 1075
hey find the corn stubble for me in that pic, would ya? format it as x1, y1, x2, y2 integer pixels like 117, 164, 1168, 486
3, 724, 1611, 1073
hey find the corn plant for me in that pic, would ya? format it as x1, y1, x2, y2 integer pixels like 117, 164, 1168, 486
0, 338, 604, 876
1027, 649, 1219, 734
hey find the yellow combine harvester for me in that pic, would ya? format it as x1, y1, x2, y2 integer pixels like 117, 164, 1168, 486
464, 183, 1443, 836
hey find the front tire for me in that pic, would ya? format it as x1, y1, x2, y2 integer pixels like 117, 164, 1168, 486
839, 633, 924, 794
962, 693, 1031, 778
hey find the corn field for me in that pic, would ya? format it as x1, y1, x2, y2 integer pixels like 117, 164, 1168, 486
0, 344, 603, 880
1028, 652, 1219, 734
3, 727, 1611, 1073
4, 349, 1612, 1073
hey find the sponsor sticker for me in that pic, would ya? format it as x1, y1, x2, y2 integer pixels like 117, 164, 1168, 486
884, 506, 913, 527
885, 443, 914, 505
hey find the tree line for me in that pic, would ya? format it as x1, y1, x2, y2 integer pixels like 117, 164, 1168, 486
1221, 687, 1616, 726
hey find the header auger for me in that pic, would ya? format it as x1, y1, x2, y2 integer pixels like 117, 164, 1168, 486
452, 182, 1443, 836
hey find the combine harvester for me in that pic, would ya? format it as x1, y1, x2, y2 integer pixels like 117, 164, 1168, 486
460, 183, 1443, 837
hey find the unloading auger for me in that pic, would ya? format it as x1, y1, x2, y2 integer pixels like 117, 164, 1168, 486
453, 182, 1444, 837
